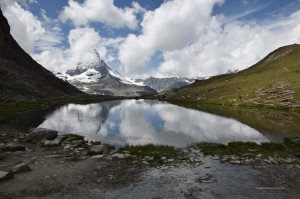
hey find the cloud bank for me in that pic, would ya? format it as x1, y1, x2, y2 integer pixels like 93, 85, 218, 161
1, 0, 300, 78
118, 0, 300, 77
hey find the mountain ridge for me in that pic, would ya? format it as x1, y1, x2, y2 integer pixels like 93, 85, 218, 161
134, 77, 195, 92
159, 44, 300, 109
56, 59, 157, 96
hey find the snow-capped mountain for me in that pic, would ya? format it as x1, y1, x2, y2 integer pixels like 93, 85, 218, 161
56, 59, 156, 96
132, 77, 195, 92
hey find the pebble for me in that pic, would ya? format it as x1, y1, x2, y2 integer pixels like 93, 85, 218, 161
167, 159, 175, 162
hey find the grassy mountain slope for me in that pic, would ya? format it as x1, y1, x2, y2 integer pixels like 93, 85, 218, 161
161, 44, 300, 109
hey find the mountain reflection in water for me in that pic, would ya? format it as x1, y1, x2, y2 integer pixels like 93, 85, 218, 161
37, 100, 269, 147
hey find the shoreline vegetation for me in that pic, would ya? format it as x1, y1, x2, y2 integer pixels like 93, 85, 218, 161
1, 90, 299, 119
0, 127, 299, 166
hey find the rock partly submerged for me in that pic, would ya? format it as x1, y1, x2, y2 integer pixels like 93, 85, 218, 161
88, 144, 112, 155
23, 128, 58, 143
0, 143, 25, 152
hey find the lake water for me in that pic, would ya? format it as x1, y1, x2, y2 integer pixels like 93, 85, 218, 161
2, 99, 299, 147
24, 99, 284, 147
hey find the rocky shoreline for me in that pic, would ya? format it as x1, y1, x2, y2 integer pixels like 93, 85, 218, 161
0, 127, 299, 198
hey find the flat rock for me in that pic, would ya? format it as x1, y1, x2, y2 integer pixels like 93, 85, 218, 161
0, 171, 13, 181
0, 144, 25, 152
111, 153, 125, 159
91, 155, 104, 159
45, 155, 64, 158
196, 174, 216, 183
23, 128, 58, 143
142, 161, 149, 165
43, 135, 67, 146
229, 160, 241, 164
88, 145, 111, 155
11, 163, 31, 174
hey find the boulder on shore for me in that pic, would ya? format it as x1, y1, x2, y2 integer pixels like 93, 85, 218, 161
10, 163, 31, 174
88, 144, 112, 155
23, 128, 58, 143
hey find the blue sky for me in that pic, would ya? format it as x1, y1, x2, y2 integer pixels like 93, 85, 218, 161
1, 0, 300, 78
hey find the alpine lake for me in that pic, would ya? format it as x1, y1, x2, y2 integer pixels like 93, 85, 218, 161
2, 99, 299, 148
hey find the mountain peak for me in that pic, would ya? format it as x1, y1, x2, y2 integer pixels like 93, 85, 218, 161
67, 59, 109, 76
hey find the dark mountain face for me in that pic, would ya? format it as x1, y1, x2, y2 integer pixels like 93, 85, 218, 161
0, 8, 83, 100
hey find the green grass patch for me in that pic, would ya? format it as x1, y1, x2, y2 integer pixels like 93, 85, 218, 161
160, 44, 300, 109
195, 138, 300, 159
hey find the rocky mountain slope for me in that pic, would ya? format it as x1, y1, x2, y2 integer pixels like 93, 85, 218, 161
160, 44, 300, 108
0, 9, 83, 100
133, 77, 195, 92
56, 58, 156, 97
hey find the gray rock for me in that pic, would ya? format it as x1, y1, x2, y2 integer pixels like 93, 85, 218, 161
0, 171, 13, 181
64, 145, 72, 150
91, 155, 104, 159
148, 156, 154, 161
248, 149, 257, 152
268, 157, 278, 164
229, 160, 241, 164
88, 145, 111, 155
43, 135, 67, 146
45, 155, 63, 158
183, 190, 192, 196
256, 154, 262, 158
142, 161, 149, 165
111, 153, 125, 159
167, 159, 175, 162
0, 144, 25, 152
11, 163, 31, 174
196, 174, 216, 183
23, 128, 58, 143
263, 159, 272, 164
281, 158, 294, 163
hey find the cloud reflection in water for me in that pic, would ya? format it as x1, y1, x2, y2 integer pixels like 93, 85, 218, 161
38, 100, 269, 147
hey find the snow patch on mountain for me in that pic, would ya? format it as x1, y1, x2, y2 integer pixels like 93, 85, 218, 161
55, 58, 157, 96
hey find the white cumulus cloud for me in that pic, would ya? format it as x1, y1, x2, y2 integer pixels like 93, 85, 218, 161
33, 27, 111, 72
118, 0, 300, 78
59, 0, 139, 29
0, 0, 45, 53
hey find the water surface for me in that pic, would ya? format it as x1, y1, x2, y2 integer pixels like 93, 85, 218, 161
33, 100, 277, 147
